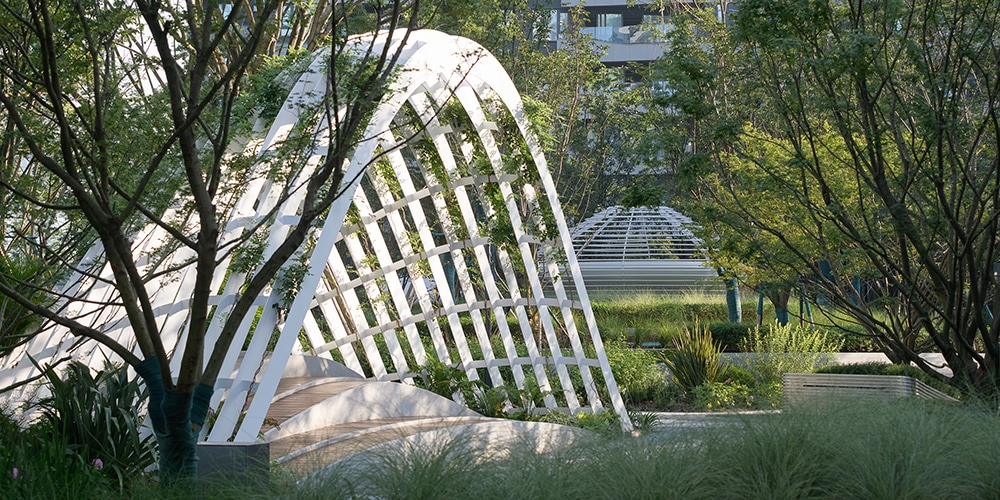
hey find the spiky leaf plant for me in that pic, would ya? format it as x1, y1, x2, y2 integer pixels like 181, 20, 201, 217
662, 327, 722, 392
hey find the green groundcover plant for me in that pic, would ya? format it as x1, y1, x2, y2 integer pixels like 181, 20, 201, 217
2, 362, 155, 497
297, 398, 1000, 499
7, 397, 994, 498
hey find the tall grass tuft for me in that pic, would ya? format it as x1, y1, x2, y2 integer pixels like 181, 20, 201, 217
704, 408, 843, 498
351, 432, 489, 499
289, 398, 1000, 499
830, 399, 997, 498
662, 326, 722, 391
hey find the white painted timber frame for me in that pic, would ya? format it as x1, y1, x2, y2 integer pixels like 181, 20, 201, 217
0, 30, 631, 439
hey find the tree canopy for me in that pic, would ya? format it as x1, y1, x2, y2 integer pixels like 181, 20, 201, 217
660, 0, 1000, 390
0, 0, 440, 479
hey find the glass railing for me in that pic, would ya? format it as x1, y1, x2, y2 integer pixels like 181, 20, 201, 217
580, 24, 673, 45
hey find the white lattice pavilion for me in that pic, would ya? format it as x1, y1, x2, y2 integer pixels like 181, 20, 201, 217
0, 30, 631, 449
566, 205, 721, 294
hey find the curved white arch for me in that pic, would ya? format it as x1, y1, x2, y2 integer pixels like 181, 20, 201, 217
0, 30, 631, 442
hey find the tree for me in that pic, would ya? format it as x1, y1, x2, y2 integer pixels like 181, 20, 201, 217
664, 0, 1000, 391
0, 0, 437, 480
444, 3, 668, 222
535, 7, 670, 222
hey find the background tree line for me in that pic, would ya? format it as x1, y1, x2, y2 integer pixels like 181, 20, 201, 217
657, 0, 1000, 391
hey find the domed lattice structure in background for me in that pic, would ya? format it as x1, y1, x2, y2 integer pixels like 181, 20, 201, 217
564, 206, 722, 294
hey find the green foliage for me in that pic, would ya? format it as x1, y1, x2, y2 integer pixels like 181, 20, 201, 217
627, 408, 659, 432
691, 380, 756, 411
721, 364, 757, 387
0, 424, 112, 499
234, 50, 312, 127
273, 253, 310, 307
708, 322, 754, 352
412, 357, 551, 421
0, 256, 53, 353
661, 327, 723, 391
620, 183, 665, 208
414, 358, 480, 400
665, 0, 1000, 391
466, 386, 509, 418
441, 1, 671, 221
287, 399, 1000, 500
10, 397, 1000, 497
742, 323, 843, 384
373, 156, 402, 195
231, 231, 268, 275
29, 361, 155, 492
539, 409, 624, 438
604, 343, 667, 405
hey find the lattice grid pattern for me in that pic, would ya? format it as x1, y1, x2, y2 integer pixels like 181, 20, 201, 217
0, 31, 631, 441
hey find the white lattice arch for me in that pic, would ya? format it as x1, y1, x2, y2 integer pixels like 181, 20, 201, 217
0, 30, 630, 441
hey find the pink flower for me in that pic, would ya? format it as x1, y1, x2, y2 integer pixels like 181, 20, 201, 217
92, 458, 103, 469
11, 468, 17, 479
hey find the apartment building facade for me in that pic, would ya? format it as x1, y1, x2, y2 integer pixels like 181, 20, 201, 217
550, 1, 737, 68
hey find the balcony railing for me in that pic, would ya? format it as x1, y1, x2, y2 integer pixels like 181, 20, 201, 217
580, 24, 672, 45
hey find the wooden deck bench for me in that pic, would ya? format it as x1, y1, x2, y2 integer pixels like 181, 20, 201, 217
781, 373, 957, 406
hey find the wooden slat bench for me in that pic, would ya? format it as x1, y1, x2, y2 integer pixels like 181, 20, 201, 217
782, 373, 957, 406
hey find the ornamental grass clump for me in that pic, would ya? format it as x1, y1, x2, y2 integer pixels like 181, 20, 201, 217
662, 326, 723, 392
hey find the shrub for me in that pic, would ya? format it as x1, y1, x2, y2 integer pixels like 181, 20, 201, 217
720, 364, 757, 387
691, 380, 756, 410
0, 427, 111, 498
414, 358, 480, 399
709, 322, 754, 351
661, 327, 723, 392
467, 386, 509, 418
31, 361, 155, 491
604, 343, 667, 404
816, 361, 890, 376
742, 322, 843, 384
499, 381, 549, 420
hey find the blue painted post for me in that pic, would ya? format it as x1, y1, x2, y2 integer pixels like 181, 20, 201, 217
718, 269, 742, 323
726, 277, 742, 323
757, 288, 765, 327
802, 285, 814, 325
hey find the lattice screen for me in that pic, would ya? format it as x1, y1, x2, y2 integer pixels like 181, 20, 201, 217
0, 31, 631, 441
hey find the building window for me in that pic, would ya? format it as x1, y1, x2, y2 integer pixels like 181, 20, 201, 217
594, 13, 623, 42
597, 13, 623, 29
549, 10, 568, 41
